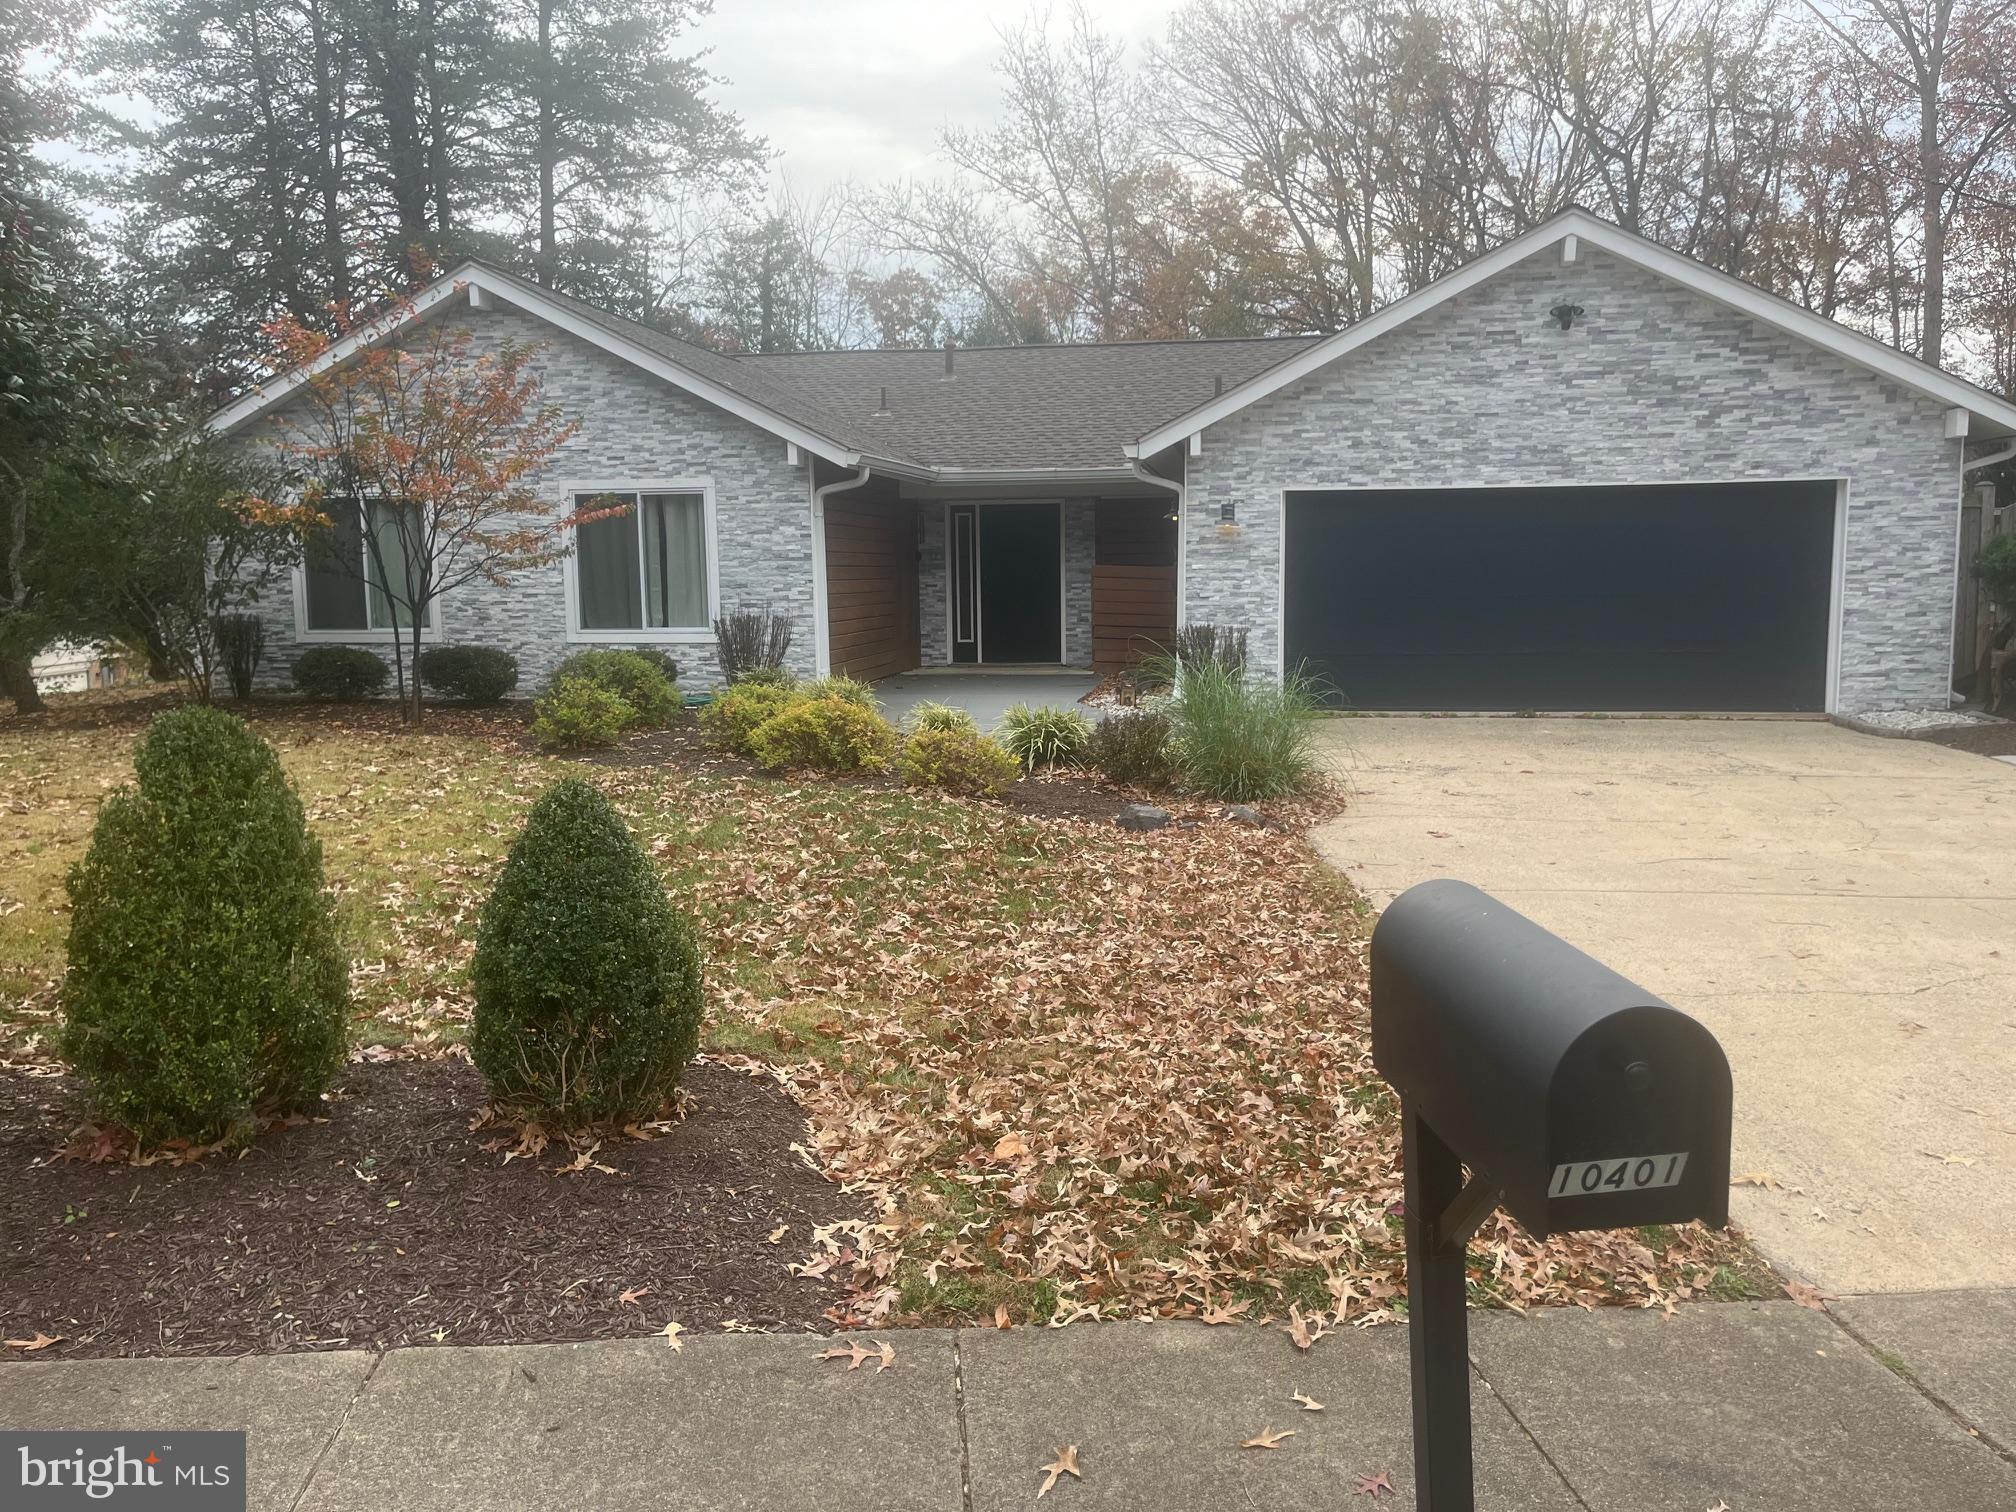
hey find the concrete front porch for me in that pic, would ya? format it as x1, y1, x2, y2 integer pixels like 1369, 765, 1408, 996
873, 669, 1099, 732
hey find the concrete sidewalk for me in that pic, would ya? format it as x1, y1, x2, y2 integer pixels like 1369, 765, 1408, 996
5, 1295, 2012, 1511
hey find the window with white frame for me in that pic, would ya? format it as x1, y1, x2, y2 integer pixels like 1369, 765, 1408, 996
301, 498, 436, 633
572, 489, 711, 632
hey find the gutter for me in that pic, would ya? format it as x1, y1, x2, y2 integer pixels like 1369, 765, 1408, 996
809, 463, 873, 678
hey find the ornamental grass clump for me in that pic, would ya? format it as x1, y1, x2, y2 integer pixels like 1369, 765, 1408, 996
470, 778, 703, 1125
1159, 655, 1323, 801
999, 703, 1091, 769
59, 707, 349, 1145
905, 700, 978, 735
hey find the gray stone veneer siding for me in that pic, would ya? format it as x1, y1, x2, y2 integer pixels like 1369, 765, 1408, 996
234, 302, 820, 694
917, 503, 950, 667
1181, 247, 1964, 712
1064, 498, 1095, 667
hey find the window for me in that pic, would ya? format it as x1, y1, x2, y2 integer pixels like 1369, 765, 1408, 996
301, 499, 436, 634
572, 489, 712, 634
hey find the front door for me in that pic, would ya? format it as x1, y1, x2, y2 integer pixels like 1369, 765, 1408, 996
948, 503, 1063, 664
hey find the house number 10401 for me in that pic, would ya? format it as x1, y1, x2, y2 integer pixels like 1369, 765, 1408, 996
1550, 1153, 1690, 1197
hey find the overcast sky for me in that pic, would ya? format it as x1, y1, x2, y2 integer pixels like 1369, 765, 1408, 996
687, 0, 1179, 196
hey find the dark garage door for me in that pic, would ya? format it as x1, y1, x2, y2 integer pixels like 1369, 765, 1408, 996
1284, 482, 1837, 711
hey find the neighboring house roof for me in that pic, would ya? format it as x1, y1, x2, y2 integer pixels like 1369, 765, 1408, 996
206, 207, 2016, 477
737, 337, 1320, 472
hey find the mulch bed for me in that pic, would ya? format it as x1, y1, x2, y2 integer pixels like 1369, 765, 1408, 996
1915, 718, 2016, 758
0, 1059, 861, 1359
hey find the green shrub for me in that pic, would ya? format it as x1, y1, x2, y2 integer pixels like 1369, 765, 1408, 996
629, 646, 681, 685
292, 645, 390, 701
698, 681, 802, 757
59, 707, 348, 1144
905, 700, 978, 735
1977, 534, 2016, 611
551, 649, 679, 727
418, 645, 520, 705
533, 680, 632, 750
1160, 656, 1322, 801
211, 612, 265, 700
1087, 709, 1174, 786
801, 674, 878, 707
747, 695, 898, 773
470, 778, 703, 1125
999, 703, 1091, 768
899, 725, 1021, 796
734, 664, 796, 690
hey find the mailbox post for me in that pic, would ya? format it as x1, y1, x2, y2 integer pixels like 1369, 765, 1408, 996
1372, 880, 1733, 1512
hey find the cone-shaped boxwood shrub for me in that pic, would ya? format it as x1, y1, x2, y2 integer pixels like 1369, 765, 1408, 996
60, 707, 349, 1144
470, 779, 703, 1125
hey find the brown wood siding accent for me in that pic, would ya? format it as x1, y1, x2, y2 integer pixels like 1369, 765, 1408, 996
1096, 499, 1179, 567
1092, 500, 1177, 671
825, 500, 920, 682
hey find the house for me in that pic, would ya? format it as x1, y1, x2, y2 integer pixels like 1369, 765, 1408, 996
31, 640, 135, 694
207, 208, 2016, 715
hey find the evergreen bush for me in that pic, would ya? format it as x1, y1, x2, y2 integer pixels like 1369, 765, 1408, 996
1087, 709, 1174, 786
59, 707, 349, 1144
418, 645, 519, 705
292, 645, 390, 701
698, 681, 801, 757
746, 695, 897, 773
550, 649, 679, 727
899, 725, 1021, 796
470, 778, 703, 1124
532, 680, 632, 749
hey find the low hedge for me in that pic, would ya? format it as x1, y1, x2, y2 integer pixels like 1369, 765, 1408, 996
900, 725, 1021, 796
419, 645, 519, 705
747, 695, 898, 773
292, 645, 389, 701
551, 649, 679, 728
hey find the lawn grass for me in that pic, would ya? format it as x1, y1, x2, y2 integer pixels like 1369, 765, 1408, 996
0, 691, 1770, 1329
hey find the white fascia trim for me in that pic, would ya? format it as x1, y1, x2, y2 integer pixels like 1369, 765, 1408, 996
206, 265, 862, 468
1126, 209, 2016, 458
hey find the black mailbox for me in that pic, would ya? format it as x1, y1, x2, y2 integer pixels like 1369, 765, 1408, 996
1370, 879, 1734, 1512
1372, 878, 1731, 1237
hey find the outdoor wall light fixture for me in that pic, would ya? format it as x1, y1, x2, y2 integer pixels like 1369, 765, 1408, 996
1549, 302, 1585, 331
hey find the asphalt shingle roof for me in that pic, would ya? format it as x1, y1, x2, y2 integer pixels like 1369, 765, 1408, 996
736, 338, 1323, 471
479, 264, 1324, 470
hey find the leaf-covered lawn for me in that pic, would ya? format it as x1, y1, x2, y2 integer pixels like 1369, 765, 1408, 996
0, 696, 1770, 1331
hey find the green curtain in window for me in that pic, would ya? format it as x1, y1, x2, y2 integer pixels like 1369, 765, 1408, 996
576, 494, 643, 629
303, 499, 369, 630
641, 493, 707, 628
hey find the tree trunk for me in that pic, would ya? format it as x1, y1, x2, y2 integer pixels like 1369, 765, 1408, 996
2, 654, 46, 715
1919, 87, 1944, 364
536, 0, 557, 287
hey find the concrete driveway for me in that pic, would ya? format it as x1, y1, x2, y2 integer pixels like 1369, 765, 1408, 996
1313, 717, 2016, 1296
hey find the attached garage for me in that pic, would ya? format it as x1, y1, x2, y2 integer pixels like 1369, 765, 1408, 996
1283, 482, 1839, 712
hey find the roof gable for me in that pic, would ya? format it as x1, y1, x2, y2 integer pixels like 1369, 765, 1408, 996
1125, 209, 2016, 456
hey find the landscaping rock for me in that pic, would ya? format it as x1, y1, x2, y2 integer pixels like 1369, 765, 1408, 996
1116, 803, 1171, 832
1224, 804, 1267, 825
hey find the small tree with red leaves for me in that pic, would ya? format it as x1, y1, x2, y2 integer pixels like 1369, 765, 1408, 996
251, 284, 592, 723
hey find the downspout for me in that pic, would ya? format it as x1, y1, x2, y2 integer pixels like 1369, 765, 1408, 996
810, 463, 872, 678
1126, 458, 1186, 633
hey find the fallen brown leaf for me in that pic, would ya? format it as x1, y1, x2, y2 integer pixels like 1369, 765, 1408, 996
1355, 1470, 1395, 1497
1199, 1297, 1252, 1326
1292, 1391, 1325, 1412
618, 1287, 651, 1307
1240, 1427, 1296, 1450
659, 1320, 686, 1350
3, 1333, 63, 1352
993, 1303, 1012, 1329
1783, 1280, 1829, 1312
1036, 1444, 1081, 1498
816, 1340, 880, 1371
